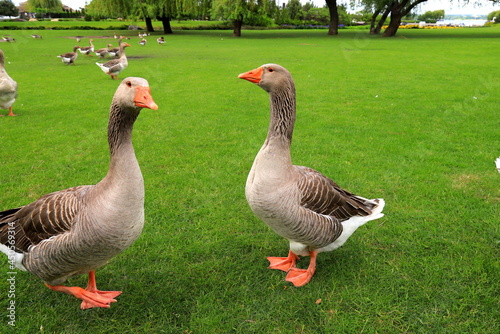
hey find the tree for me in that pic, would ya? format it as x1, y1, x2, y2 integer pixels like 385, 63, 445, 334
27, 0, 63, 16
325, 0, 339, 35
487, 10, 500, 22
418, 9, 444, 22
212, 0, 274, 37
0, 0, 18, 17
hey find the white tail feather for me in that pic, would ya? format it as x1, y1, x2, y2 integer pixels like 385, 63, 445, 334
0, 244, 27, 271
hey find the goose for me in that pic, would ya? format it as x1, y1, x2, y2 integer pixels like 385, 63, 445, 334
496, 157, 500, 173
0, 49, 18, 117
78, 39, 94, 56
95, 44, 113, 59
31, 34, 43, 39
57, 46, 80, 65
238, 64, 385, 287
139, 38, 147, 46
2, 36, 15, 43
96, 42, 131, 80
0, 77, 159, 309
157, 37, 165, 45
107, 45, 120, 58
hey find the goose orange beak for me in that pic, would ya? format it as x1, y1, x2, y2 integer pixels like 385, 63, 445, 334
134, 86, 158, 110
238, 67, 263, 83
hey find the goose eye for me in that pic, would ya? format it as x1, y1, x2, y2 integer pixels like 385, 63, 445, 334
126, 81, 132, 87
268, 68, 274, 72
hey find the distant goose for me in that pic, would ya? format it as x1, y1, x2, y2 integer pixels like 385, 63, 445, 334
239, 64, 385, 287
157, 37, 165, 45
57, 46, 80, 65
496, 157, 500, 173
78, 39, 94, 56
96, 42, 131, 80
107, 44, 121, 58
139, 38, 147, 46
2, 36, 15, 42
0, 49, 18, 117
95, 44, 113, 58
31, 34, 42, 39
0, 77, 158, 309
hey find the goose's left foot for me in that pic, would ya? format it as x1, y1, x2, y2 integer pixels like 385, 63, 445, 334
285, 250, 317, 287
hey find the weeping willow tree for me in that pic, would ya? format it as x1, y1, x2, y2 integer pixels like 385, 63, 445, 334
86, 0, 134, 20
27, 0, 63, 17
87, 0, 202, 34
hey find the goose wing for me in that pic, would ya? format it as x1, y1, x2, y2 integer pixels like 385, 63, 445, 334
0, 185, 90, 252
295, 166, 375, 220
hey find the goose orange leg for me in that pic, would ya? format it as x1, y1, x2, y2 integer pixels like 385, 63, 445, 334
267, 250, 299, 272
0, 107, 16, 117
45, 271, 122, 309
285, 250, 318, 287
7, 107, 16, 116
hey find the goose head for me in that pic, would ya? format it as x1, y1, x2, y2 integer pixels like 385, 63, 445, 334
239, 64, 294, 94
114, 77, 158, 111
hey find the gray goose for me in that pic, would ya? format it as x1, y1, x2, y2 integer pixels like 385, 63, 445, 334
0, 49, 18, 117
57, 46, 80, 65
0, 77, 158, 309
239, 64, 385, 287
96, 42, 131, 80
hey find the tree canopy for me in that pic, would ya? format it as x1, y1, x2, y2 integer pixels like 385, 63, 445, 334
0, 0, 18, 17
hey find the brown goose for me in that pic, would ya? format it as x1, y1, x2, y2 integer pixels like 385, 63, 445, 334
96, 42, 131, 80
0, 49, 18, 117
57, 46, 80, 65
0, 77, 158, 309
78, 39, 94, 56
239, 64, 385, 287
95, 44, 113, 59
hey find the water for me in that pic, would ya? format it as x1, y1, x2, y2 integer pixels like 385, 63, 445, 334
437, 19, 489, 27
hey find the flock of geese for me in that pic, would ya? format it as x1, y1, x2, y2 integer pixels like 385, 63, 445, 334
55, 33, 165, 79
0, 40, 389, 309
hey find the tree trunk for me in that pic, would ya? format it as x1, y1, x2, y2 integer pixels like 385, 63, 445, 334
233, 19, 243, 37
325, 0, 339, 35
382, 0, 429, 37
369, 8, 382, 35
374, 7, 391, 35
159, 16, 173, 34
145, 17, 154, 32
382, 12, 403, 37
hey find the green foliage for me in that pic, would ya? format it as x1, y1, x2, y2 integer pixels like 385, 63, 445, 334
0, 26, 499, 333
418, 9, 445, 22
27, 0, 63, 13
487, 10, 500, 22
0, 0, 17, 17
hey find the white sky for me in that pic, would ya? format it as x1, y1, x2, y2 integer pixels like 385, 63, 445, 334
11, 0, 500, 15
312, 0, 500, 15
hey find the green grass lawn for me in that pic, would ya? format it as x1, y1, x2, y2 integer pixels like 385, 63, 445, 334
0, 26, 499, 333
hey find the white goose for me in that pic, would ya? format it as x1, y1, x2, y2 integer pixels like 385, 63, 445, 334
57, 46, 80, 65
239, 64, 385, 287
0, 49, 17, 117
0, 77, 158, 309
96, 42, 131, 80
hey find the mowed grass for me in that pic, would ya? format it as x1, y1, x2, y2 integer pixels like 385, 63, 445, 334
0, 26, 499, 333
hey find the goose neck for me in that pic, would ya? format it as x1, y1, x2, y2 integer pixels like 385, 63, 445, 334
267, 89, 296, 143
